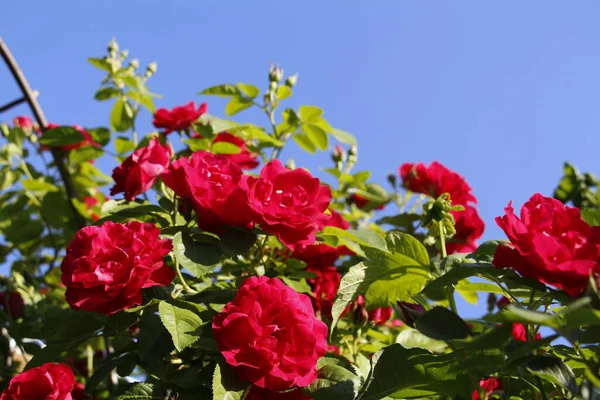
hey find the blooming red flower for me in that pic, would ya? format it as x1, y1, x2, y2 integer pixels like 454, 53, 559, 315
511, 323, 541, 342
13, 116, 34, 131
242, 160, 332, 248
42, 123, 98, 152
110, 138, 172, 201
493, 193, 600, 296
399, 161, 484, 252
0, 291, 24, 319
245, 386, 310, 400
291, 210, 353, 268
350, 193, 385, 210
307, 265, 341, 319
0, 362, 76, 400
471, 377, 502, 400
212, 132, 259, 170
161, 150, 255, 233
61, 221, 174, 315
212, 276, 328, 391
446, 205, 485, 253
152, 101, 207, 135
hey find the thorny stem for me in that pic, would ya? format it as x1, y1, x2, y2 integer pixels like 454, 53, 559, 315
103, 336, 118, 395
170, 196, 192, 292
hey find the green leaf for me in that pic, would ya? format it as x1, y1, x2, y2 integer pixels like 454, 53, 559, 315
415, 307, 471, 340
158, 301, 203, 351
237, 125, 284, 146
421, 264, 503, 299
376, 214, 421, 229
68, 147, 104, 164
293, 133, 316, 153
86, 352, 137, 392
39, 126, 85, 146
22, 178, 59, 193
220, 228, 257, 257
200, 84, 242, 97
302, 124, 328, 150
213, 363, 248, 400
280, 277, 313, 294
115, 136, 135, 154
94, 87, 120, 101
582, 208, 600, 226
304, 357, 360, 400
385, 231, 430, 267
299, 105, 323, 122
173, 232, 222, 277
319, 227, 387, 253
395, 328, 448, 353
330, 128, 357, 145
88, 127, 111, 146
212, 142, 241, 155
137, 311, 174, 362
358, 344, 475, 399
225, 97, 253, 116
111, 97, 134, 132
87, 57, 112, 73
276, 85, 292, 100
469, 240, 503, 262
522, 355, 577, 393
236, 83, 260, 98
485, 304, 560, 329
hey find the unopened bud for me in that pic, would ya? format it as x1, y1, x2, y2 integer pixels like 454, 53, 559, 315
269, 81, 278, 92
269, 64, 284, 82
129, 58, 139, 70
285, 158, 296, 170
396, 302, 424, 328
107, 38, 119, 58
487, 293, 497, 313
285, 73, 298, 87
387, 173, 397, 188
120, 50, 129, 60
145, 62, 158, 78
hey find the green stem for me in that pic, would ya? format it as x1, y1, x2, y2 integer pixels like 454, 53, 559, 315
170, 196, 192, 292
439, 224, 457, 314
103, 336, 117, 395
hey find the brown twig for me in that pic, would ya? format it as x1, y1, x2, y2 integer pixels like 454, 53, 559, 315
0, 37, 86, 229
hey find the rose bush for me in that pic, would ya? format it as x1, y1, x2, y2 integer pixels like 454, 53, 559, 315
0, 39, 599, 400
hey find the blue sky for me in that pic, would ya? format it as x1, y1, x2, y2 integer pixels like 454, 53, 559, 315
2, 2, 600, 314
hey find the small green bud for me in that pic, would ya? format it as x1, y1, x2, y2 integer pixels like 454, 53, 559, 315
269, 81, 278, 91
120, 50, 129, 60
107, 38, 119, 58
387, 173, 397, 188
129, 58, 139, 70
285, 158, 296, 170
269, 63, 284, 82
285, 73, 298, 87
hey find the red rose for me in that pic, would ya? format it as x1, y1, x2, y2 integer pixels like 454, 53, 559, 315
245, 386, 310, 400
493, 193, 600, 296
0, 362, 76, 400
212, 132, 259, 170
61, 221, 174, 315
399, 161, 484, 252
161, 150, 255, 233
152, 101, 207, 135
212, 276, 328, 391
307, 265, 341, 319
110, 138, 172, 201
446, 206, 485, 254
471, 377, 502, 400
13, 116, 34, 131
242, 160, 332, 248
291, 210, 353, 268
0, 292, 24, 319
42, 123, 98, 152
511, 323, 541, 342
497, 296, 510, 308
350, 193, 385, 210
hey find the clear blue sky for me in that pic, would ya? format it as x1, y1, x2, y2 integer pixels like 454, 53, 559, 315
2, 2, 600, 314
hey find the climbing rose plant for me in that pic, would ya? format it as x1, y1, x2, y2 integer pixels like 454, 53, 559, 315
0, 39, 599, 400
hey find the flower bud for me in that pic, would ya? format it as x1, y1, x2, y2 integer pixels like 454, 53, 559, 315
487, 293, 497, 313
387, 173, 397, 188
332, 145, 346, 169
107, 38, 119, 58
120, 50, 129, 60
129, 58, 139, 70
269, 81, 278, 91
396, 301, 424, 328
285, 73, 298, 88
285, 158, 296, 170
269, 63, 284, 82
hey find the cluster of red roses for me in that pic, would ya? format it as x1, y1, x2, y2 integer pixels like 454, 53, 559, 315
14, 116, 98, 152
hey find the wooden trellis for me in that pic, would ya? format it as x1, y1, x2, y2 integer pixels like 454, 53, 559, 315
0, 37, 85, 228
